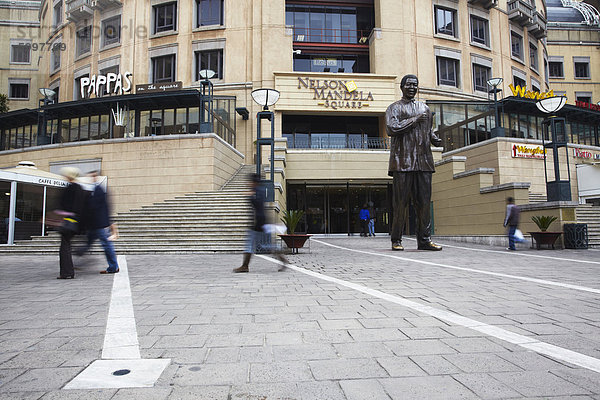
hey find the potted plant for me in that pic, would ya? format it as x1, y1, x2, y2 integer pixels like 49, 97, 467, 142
529, 215, 561, 249
279, 209, 311, 253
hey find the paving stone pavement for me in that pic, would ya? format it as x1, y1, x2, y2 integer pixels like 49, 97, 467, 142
0, 236, 599, 399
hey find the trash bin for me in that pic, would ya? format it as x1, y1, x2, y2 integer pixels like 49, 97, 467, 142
563, 223, 588, 249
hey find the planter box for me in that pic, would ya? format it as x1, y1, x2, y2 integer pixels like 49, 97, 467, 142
528, 231, 562, 250
279, 234, 311, 254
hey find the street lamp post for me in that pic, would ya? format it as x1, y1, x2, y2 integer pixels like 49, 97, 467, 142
251, 88, 280, 202
199, 69, 215, 133
38, 88, 56, 145
487, 77, 504, 137
536, 95, 571, 202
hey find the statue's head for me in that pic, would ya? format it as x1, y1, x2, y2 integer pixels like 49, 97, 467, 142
401, 74, 419, 100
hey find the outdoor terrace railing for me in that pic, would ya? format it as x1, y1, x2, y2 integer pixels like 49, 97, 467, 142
292, 27, 372, 45
288, 137, 389, 150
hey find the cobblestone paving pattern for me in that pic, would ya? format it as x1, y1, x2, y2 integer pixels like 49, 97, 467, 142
0, 236, 599, 399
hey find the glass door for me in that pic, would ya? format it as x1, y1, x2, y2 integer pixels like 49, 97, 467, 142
327, 186, 348, 233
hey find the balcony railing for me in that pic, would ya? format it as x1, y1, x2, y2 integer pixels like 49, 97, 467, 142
292, 27, 372, 45
287, 137, 390, 150
528, 11, 547, 39
66, 0, 93, 22
507, 0, 534, 26
91, 0, 122, 9
468, 0, 498, 9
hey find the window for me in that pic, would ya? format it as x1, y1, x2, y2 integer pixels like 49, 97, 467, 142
576, 94, 592, 104
549, 61, 563, 78
437, 56, 459, 87
574, 61, 590, 79
529, 43, 538, 70
470, 15, 489, 46
99, 65, 119, 96
102, 16, 121, 47
53, 1, 62, 27
152, 54, 176, 83
196, 49, 223, 80
293, 54, 369, 73
197, 0, 223, 26
9, 82, 29, 99
532, 82, 540, 93
51, 43, 61, 71
154, 2, 177, 33
473, 64, 490, 92
511, 32, 523, 60
513, 76, 526, 88
10, 43, 30, 64
74, 74, 89, 100
435, 6, 457, 37
76, 26, 92, 57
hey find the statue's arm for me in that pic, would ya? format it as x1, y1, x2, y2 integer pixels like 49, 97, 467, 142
386, 105, 419, 136
427, 109, 442, 147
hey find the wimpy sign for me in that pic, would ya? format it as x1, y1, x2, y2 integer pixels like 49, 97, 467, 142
80, 72, 133, 99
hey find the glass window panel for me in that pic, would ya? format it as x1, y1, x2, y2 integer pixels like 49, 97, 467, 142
102, 15, 121, 47
176, 109, 187, 133
100, 114, 110, 139
511, 32, 522, 59
188, 107, 199, 133
309, 8, 325, 42
163, 109, 175, 135
473, 64, 490, 92
575, 62, 590, 78
435, 7, 456, 36
11, 44, 31, 63
79, 117, 90, 141
89, 115, 100, 140
198, 0, 223, 26
76, 26, 92, 56
140, 110, 152, 136
471, 15, 488, 46
154, 2, 176, 33
69, 118, 79, 142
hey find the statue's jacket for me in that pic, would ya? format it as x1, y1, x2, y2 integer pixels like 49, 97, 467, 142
385, 98, 441, 175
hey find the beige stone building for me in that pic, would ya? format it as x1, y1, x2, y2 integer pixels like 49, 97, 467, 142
0, 0, 42, 111
1, 0, 599, 246
546, 0, 600, 105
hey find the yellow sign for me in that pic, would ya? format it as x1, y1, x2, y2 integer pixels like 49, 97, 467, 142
345, 81, 358, 93
511, 143, 546, 159
509, 84, 554, 100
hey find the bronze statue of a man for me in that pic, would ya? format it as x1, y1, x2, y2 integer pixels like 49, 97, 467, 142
386, 74, 442, 251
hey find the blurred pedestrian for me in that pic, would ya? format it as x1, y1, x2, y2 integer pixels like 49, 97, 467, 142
368, 202, 376, 237
504, 196, 520, 251
78, 170, 120, 274
57, 167, 86, 279
234, 174, 287, 273
359, 203, 370, 237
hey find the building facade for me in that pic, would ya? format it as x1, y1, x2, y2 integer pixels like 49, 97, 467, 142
1, 0, 600, 241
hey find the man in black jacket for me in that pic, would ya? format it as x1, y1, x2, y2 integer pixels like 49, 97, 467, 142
79, 170, 120, 274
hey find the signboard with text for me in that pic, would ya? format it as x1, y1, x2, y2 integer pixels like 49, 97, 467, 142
136, 81, 183, 94
511, 143, 546, 159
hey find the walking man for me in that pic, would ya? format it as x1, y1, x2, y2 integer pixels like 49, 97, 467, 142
386, 74, 442, 251
79, 170, 120, 274
504, 197, 520, 251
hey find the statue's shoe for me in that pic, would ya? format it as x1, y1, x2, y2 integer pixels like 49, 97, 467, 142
417, 242, 443, 251
392, 241, 404, 251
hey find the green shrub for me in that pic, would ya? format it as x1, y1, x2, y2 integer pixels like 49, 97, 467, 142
531, 215, 558, 232
281, 209, 304, 234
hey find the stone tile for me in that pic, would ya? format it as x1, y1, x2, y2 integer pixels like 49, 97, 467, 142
205, 347, 240, 363
302, 330, 353, 344
1, 367, 82, 392
160, 348, 207, 364
333, 342, 393, 358
309, 358, 388, 380
205, 333, 264, 347
250, 361, 312, 383
0, 369, 23, 388
452, 373, 523, 399
272, 344, 337, 362
229, 382, 298, 400
376, 357, 426, 377
496, 351, 568, 370
385, 339, 457, 356
265, 332, 303, 346
239, 346, 274, 363
409, 355, 462, 375
40, 389, 117, 399
491, 371, 591, 397
111, 388, 172, 400
550, 368, 600, 394
167, 386, 230, 400
0, 392, 45, 400
380, 376, 478, 400
297, 381, 346, 400
153, 335, 208, 349
358, 318, 413, 329
400, 327, 454, 340
441, 337, 510, 353
340, 379, 391, 400
318, 319, 363, 330
443, 353, 523, 373
348, 328, 407, 342
172, 363, 249, 386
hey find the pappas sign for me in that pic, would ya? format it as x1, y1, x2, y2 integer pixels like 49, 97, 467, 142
512, 143, 545, 159
80, 72, 133, 99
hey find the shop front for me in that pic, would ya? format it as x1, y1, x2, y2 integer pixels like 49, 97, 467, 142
0, 162, 67, 245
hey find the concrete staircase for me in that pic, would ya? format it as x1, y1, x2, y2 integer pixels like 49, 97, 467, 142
576, 205, 600, 248
528, 192, 547, 204
0, 165, 256, 254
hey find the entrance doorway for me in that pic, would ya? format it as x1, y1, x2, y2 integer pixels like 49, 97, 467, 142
287, 183, 391, 235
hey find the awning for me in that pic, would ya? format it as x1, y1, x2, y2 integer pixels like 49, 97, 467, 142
501, 96, 600, 125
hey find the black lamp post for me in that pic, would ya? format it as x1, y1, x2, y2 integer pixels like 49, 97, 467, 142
251, 88, 280, 202
536, 95, 571, 202
38, 88, 56, 145
487, 77, 504, 137
199, 69, 215, 133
